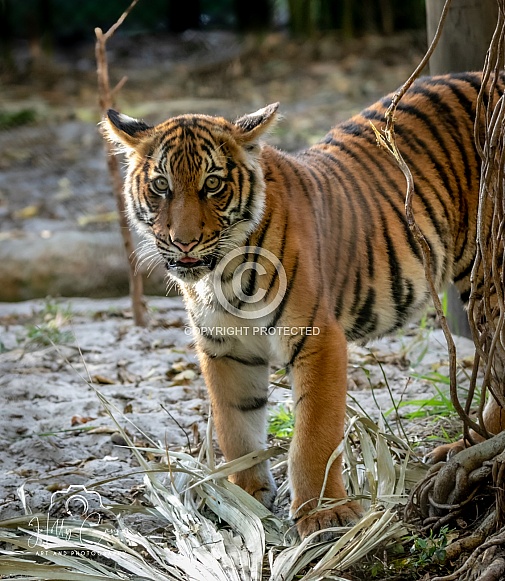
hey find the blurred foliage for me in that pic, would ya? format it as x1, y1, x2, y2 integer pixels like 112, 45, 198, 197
287, 0, 426, 37
0, 109, 38, 130
0, 0, 426, 45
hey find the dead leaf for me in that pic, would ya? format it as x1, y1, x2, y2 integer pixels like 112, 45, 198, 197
71, 415, 96, 426
77, 211, 118, 226
46, 482, 65, 492
88, 426, 117, 435
170, 369, 197, 385
166, 360, 199, 380
13, 205, 39, 219
91, 374, 115, 385
117, 368, 137, 384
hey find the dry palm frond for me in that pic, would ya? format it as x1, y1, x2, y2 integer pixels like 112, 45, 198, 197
343, 406, 427, 507
269, 509, 406, 581
0, 389, 425, 580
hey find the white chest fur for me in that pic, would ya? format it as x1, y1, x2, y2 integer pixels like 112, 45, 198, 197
183, 277, 288, 363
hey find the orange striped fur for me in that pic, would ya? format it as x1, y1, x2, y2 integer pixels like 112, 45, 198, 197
104, 72, 505, 538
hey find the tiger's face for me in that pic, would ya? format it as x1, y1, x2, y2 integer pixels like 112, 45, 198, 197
103, 105, 278, 284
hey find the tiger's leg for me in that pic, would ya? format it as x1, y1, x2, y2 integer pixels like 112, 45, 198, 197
198, 349, 276, 507
289, 320, 362, 539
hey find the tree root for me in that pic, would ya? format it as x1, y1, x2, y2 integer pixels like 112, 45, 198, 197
403, 433, 505, 580
405, 432, 505, 524
431, 528, 505, 581
475, 555, 505, 581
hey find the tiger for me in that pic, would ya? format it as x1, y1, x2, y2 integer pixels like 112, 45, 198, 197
103, 71, 505, 539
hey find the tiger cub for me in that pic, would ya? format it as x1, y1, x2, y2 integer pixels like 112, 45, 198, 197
104, 72, 505, 539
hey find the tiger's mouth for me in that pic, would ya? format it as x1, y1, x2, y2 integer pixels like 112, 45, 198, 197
167, 255, 218, 271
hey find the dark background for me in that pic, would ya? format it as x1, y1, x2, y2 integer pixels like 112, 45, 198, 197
0, 0, 426, 49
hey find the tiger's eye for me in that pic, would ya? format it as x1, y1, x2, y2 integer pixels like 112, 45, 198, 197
152, 176, 169, 193
205, 175, 222, 193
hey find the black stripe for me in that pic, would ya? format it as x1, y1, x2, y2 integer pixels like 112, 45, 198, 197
382, 214, 405, 318
263, 216, 289, 303
324, 135, 424, 263
460, 288, 471, 304
360, 107, 454, 229
424, 77, 476, 120
305, 148, 372, 289
239, 213, 273, 303
396, 101, 463, 200
288, 160, 322, 268
234, 397, 268, 412
454, 259, 474, 283
268, 254, 299, 328
206, 353, 268, 366
288, 295, 319, 366
316, 139, 426, 324
347, 287, 377, 340
198, 332, 227, 344
350, 270, 362, 316
409, 84, 473, 192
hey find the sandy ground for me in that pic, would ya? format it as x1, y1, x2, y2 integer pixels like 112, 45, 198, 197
0, 295, 476, 522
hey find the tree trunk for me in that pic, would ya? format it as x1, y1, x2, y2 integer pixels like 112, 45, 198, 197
427, 0, 498, 73
287, 0, 315, 37
426, 0, 498, 338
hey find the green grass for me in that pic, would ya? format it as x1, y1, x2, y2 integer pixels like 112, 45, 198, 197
397, 370, 477, 421
268, 405, 294, 438
366, 525, 454, 579
24, 299, 73, 346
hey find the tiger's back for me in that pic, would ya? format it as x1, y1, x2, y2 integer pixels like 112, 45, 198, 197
261, 72, 495, 346
104, 71, 504, 539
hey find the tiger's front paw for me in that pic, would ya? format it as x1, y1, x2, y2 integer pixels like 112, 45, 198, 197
293, 500, 363, 541
425, 439, 466, 464
231, 467, 277, 509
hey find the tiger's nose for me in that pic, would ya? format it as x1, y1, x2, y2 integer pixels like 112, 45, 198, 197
172, 238, 199, 253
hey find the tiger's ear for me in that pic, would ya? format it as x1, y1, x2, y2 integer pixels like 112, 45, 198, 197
102, 109, 153, 151
234, 103, 279, 144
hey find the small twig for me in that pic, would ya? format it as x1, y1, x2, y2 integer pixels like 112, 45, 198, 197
160, 403, 193, 454
95, 0, 147, 327
102, 0, 140, 42
111, 75, 128, 99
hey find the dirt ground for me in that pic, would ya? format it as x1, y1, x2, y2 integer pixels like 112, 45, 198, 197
0, 31, 477, 526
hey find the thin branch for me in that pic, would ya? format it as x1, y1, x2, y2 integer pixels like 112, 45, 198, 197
95, 0, 147, 326
103, 0, 140, 43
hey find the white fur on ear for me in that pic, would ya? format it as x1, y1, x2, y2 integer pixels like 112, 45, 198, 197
234, 102, 280, 143
102, 109, 153, 150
